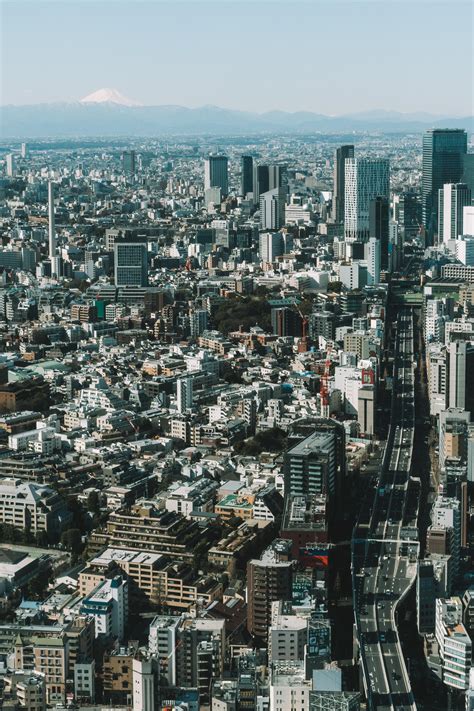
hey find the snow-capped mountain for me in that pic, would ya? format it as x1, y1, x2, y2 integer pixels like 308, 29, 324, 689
80, 88, 142, 107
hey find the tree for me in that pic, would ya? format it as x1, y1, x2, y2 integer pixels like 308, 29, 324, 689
87, 490, 100, 514
61, 528, 83, 554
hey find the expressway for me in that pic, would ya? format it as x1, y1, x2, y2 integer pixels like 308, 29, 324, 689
352, 309, 420, 711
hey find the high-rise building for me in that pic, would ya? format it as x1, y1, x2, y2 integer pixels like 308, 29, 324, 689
189, 309, 209, 337
284, 429, 338, 498
438, 183, 471, 243
435, 597, 472, 691
332, 145, 354, 223
253, 164, 287, 203
448, 341, 474, 415
259, 231, 284, 264
461, 153, 474, 194
395, 191, 422, 241
259, 187, 285, 230
241, 155, 253, 197
464, 206, 474, 236
422, 129, 467, 244
204, 155, 228, 197
48, 181, 56, 261
271, 307, 302, 337
20, 143, 29, 159
113, 237, 148, 287
122, 150, 136, 174
344, 159, 390, 242
5, 153, 15, 177
365, 237, 381, 285
369, 196, 389, 270
176, 377, 193, 413
247, 546, 293, 640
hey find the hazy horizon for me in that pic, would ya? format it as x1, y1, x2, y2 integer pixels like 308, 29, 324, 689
1, 0, 472, 115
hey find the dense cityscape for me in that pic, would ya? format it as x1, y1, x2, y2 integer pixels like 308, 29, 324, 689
0, 112, 472, 711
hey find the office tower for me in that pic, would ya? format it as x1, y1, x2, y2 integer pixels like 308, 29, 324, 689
461, 153, 474, 194
396, 191, 422, 240
5, 153, 15, 177
365, 237, 381, 285
253, 164, 287, 203
268, 165, 288, 192
253, 164, 269, 203
48, 181, 56, 261
369, 196, 389, 270
241, 155, 253, 197
448, 341, 474, 415
416, 560, 437, 634
20, 143, 28, 159
122, 150, 136, 174
259, 232, 284, 264
464, 206, 474, 236
389, 220, 402, 272
332, 145, 354, 223
113, 237, 148, 287
204, 155, 228, 197
259, 187, 285, 230
344, 159, 390, 242
204, 186, 221, 208
454, 236, 474, 266
176, 377, 193, 413
284, 429, 338, 498
438, 183, 471, 243
247, 550, 293, 640
271, 307, 302, 337
422, 129, 467, 244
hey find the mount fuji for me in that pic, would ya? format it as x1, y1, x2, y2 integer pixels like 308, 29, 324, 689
80, 88, 142, 107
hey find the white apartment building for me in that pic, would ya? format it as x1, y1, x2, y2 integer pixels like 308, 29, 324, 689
435, 597, 472, 691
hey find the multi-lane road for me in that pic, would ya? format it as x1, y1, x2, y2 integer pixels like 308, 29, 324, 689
352, 309, 420, 711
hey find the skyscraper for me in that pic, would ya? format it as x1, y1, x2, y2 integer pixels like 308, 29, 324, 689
332, 145, 354, 223
259, 232, 284, 264
122, 150, 136, 174
48, 181, 56, 261
344, 159, 390, 242
369, 196, 389, 270
241, 155, 253, 197
365, 238, 381, 285
204, 156, 228, 197
113, 237, 148, 287
259, 188, 285, 230
6, 154, 15, 177
438, 183, 471, 244
422, 129, 467, 244
253, 164, 287, 203
448, 341, 474, 416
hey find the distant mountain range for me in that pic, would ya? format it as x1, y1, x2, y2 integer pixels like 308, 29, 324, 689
1, 99, 472, 138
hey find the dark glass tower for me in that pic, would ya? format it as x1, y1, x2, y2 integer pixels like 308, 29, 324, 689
369, 196, 389, 271
332, 144, 354, 223
422, 129, 467, 244
241, 155, 253, 197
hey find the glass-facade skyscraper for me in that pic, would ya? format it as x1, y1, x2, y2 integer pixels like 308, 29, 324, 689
241, 155, 253, 197
422, 129, 467, 244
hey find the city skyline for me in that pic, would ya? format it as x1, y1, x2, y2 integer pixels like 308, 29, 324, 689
1, 0, 472, 115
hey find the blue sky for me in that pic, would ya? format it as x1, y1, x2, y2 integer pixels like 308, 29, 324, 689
1, 0, 472, 114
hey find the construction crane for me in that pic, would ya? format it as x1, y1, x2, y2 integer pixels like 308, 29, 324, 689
320, 341, 333, 418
